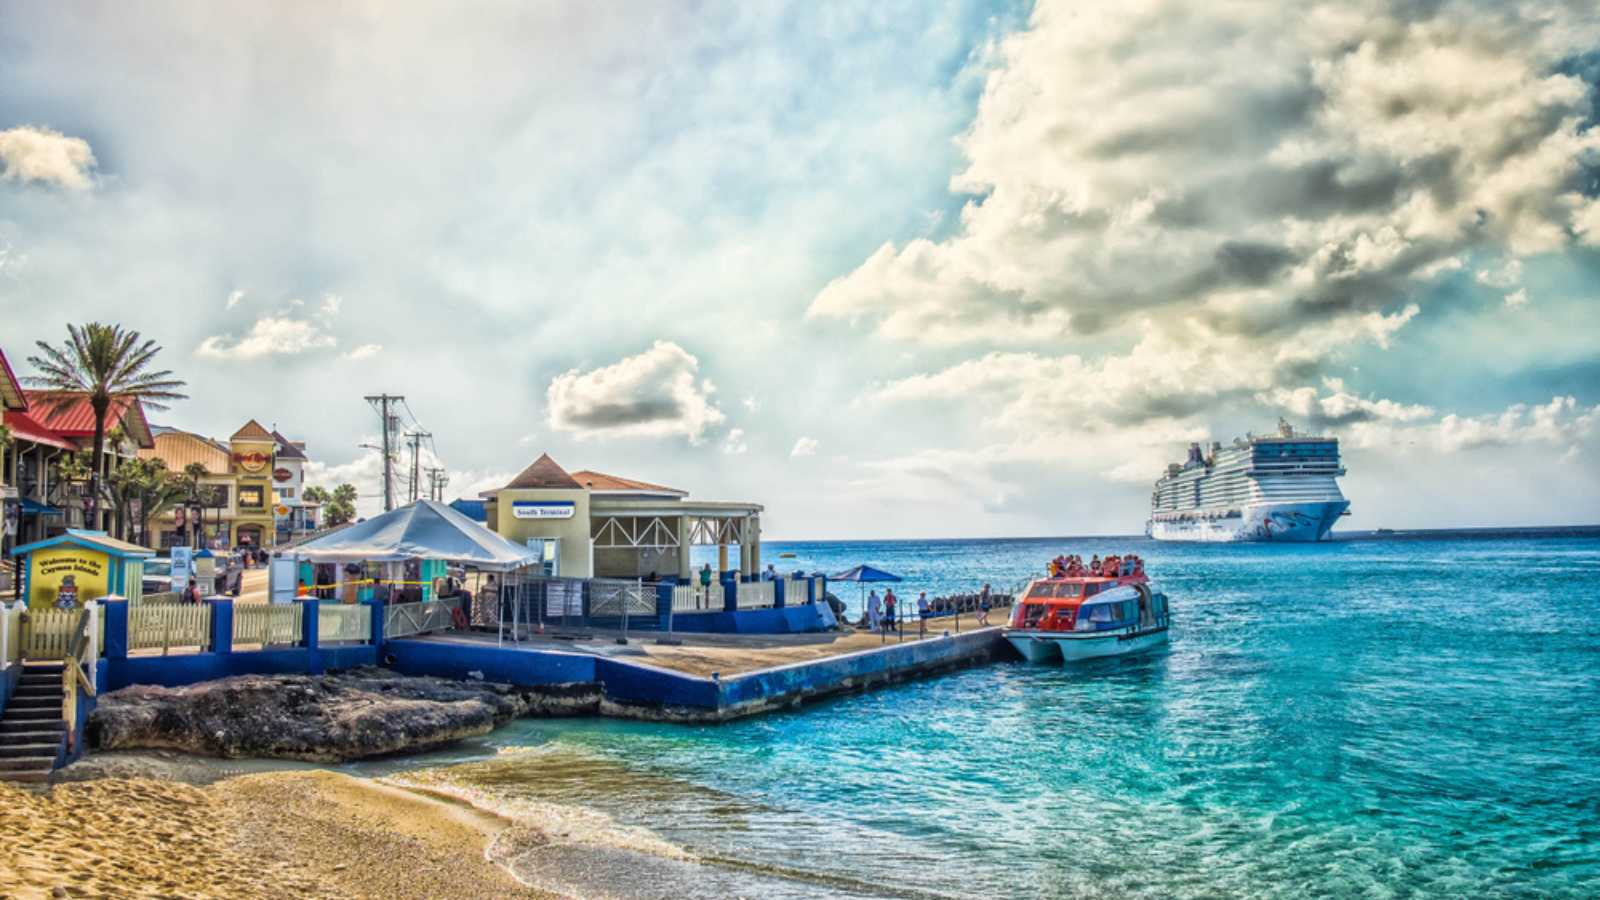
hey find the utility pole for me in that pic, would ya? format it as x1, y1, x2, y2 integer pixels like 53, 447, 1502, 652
425, 467, 448, 502
405, 431, 431, 503
364, 394, 404, 512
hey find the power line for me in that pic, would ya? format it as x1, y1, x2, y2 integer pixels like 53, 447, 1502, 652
405, 430, 432, 503
364, 394, 404, 512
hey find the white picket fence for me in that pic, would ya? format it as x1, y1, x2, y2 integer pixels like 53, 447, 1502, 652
318, 603, 371, 643
233, 604, 303, 648
736, 581, 776, 610
0, 605, 20, 667
128, 604, 212, 655
384, 600, 457, 639
672, 583, 724, 612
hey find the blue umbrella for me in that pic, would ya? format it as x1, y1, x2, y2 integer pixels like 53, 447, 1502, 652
828, 565, 903, 624
828, 564, 903, 583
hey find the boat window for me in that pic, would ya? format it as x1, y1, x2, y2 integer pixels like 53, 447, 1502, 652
1027, 584, 1057, 599
1059, 583, 1082, 597
1021, 604, 1048, 627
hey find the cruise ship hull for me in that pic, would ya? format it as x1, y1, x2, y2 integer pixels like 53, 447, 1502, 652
1148, 500, 1348, 543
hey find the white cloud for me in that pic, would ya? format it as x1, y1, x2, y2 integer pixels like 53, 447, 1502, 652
547, 341, 726, 444
1345, 396, 1599, 455
0, 126, 96, 190
1475, 259, 1523, 290
723, 427, 748, 455
342, 343, 382, 361
790, 436, 819, 457
1504, 288, 1529, 309
1258, 377, 1434, 428
226, 289, 245, 309
195, 315, 339, 360
319, 294, 343, 318
742, 395, 760, 413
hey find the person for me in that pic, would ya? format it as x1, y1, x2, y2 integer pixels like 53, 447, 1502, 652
479, 574, 499, 626
977, 583, 993, 625
917, 592, 930, 622
883, 590, 898, 632
764, 563, 777, 582
186, 579, 204, 605
1089, 554, 1101, 576
699, 562, 714, 605
867, 589, 882, 631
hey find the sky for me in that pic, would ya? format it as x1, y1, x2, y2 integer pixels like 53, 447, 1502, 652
2, 0, 1598, 539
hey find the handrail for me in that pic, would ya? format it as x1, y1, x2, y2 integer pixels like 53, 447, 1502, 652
62, 608, 95, 753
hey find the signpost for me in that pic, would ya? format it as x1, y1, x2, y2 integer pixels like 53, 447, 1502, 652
170, 546, 193, 594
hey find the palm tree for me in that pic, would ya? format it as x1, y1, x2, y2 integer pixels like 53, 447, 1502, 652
27, 323, 187, 530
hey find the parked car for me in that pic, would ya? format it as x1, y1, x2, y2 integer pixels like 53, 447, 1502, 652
142, 558, 174, 595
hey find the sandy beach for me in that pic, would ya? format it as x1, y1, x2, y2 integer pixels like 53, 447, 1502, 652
0, 768, 548, 899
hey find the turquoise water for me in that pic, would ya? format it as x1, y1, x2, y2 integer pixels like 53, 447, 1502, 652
393, 536, 1600, 897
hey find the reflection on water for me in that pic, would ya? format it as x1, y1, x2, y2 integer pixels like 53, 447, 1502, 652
362, 536, 1600, 898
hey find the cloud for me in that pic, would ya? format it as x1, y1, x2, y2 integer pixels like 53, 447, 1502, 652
723, 427, 748, 455
342, 343, 382, 361
1344, 395, 1599, 454
790, 436, 819, 457
1475, 259, 1524, 290
0, 126, 96, 190
1257, 377, 1434, 429
1503, 288, 1530, 309
226, 290, 245, 309
811, 0, 1600, 391
196, 314, 339, 360
546, 341, 726, 443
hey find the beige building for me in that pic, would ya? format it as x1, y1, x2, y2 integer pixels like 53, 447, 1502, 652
139, 419, 312, 550
482, 453, 763, 581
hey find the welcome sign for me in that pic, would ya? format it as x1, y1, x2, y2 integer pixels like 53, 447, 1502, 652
512, 501, 576, 520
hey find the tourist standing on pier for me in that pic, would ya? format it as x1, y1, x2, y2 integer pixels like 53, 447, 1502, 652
699, 563, 714, 606
883, 590, 898, 632
977, 584, 993, 625
867, 589, 882, 630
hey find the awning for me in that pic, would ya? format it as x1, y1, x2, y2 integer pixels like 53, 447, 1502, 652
289, 499, 540, 572
18, 497, 62, 516
828, 564, 903, 583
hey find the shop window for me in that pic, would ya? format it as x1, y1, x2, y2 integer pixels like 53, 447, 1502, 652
239, 486, 265, 509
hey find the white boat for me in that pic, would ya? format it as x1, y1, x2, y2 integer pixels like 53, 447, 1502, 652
1002, 558, 1170, 663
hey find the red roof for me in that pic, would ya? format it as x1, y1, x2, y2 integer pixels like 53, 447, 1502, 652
22, 391, 155, 448
3, 410, 75, 450
0, 350, 25, 411
569, 469, 685, 495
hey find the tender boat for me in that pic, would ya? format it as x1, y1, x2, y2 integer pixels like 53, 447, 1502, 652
1003, 554, 1171, 663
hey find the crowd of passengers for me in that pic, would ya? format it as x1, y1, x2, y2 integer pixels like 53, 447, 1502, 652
848, 583, 1013, 632
1047, 553, 1144, 579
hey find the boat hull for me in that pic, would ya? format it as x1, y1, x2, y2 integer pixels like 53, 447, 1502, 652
1005, 626, 1169, 663
1148, 500, 1348, 543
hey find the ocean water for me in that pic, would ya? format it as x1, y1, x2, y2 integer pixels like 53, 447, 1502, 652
376, 536, 1600, 898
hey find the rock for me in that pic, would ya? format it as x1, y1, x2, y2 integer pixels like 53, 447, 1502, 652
87, 668, 601, 762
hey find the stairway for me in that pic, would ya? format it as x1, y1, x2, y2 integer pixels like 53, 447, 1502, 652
0, 662, 67, 785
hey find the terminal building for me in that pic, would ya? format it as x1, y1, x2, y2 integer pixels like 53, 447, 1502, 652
480, 453, 764, 582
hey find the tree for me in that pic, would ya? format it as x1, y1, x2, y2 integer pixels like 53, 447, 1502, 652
27, 323, 187, 530
107, 457, 188, 546
180, 462, 209, 547
325, 483, 358, 526
302, 485, 331, 505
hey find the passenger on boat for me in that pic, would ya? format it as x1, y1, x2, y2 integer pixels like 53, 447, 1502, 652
1089, 555, 1102, 576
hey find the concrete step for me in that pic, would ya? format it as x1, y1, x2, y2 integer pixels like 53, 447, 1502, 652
13, 682, 62, 695
0, 741, 60, 759
0, 717, 64, 732
0, 755, 57, 773
0, 768, 51, 784
8, 696, 63, 710
0, 728, 64, 745
1, 707, 63, 721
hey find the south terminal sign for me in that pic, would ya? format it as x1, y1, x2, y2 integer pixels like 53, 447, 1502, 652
512, 501, 576, 520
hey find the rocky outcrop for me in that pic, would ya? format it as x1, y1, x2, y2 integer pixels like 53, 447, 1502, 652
87, 668, 600, 762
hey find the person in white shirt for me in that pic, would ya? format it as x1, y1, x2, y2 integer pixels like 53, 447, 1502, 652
867, 589, 882, 631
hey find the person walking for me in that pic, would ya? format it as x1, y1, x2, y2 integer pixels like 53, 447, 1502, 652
867, 589, 882, 631
977, 583, 993, 626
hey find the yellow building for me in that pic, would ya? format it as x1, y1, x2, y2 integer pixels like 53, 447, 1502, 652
482, 453, 763, 580
139, 419, 290, 550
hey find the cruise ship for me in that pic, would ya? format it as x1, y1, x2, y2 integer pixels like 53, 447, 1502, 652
1147, 420, 1349, 542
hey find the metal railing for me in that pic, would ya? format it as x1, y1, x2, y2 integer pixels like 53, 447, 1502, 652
233, 603, 303, 648
317, 603, 371, 644
384, 599, 458, 639
128, 604, 212, 655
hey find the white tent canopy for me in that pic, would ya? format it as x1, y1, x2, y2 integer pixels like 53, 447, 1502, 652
288, 499, 539, 572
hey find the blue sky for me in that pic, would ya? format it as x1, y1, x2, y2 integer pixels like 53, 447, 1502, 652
2, 0, 1597, 537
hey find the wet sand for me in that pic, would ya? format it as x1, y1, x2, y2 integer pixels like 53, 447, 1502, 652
0, 768, 550, 899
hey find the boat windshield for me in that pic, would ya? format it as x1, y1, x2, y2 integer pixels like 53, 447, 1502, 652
1027, 582, 1083, 599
